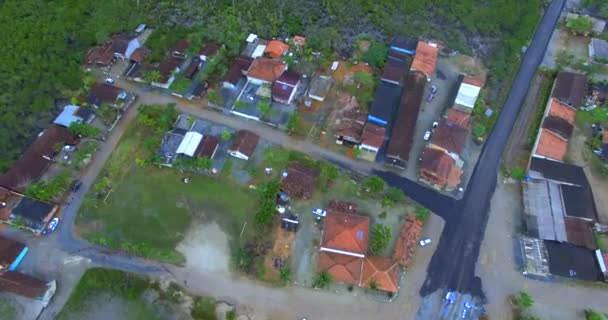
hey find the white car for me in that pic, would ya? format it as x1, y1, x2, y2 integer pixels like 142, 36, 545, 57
419, 238, 432, 246
312, 208, 327, 217
432, 121, 439, 128
423, 131, 432, 141
104, 78, 115, 84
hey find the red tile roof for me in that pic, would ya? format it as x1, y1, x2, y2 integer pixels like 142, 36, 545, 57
0, 236, 26, 269
534, 129, 568, 161
196, 135, 219, 159
360, 123, 386, 149
130, 47, 149, 63
565, 217, 596, 250
247, 58, 286, 83
281, 162, 319, 200
271, 70, 301, 102
229, 130, 259, 158
199, 42, 221, 57
393, 215, 423, 267
0, 125, 78, 192
462, 76, 483, 87
0, 271, 48, 299
361, 256, 400, 293
223, 56, 254, 85
446, 109, 471, 129
84, 44, 113, 66
334, 118, 364, 143
430, 120, 468, 154
419, 147, 460, 188
411, 41, 439, 77
317, 251, 363, 286
321, 207, 370, 256
265, 40, 289, 59
547, 98, 576, 125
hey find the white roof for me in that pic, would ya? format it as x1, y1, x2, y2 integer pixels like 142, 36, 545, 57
176, 131, 203, 157
246, 33, 258, 43
251, 44, 267, 58
454, 82, 481, 109
53, 105, 82, 127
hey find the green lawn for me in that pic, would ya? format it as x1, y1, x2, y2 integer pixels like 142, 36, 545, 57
77, 107, 258, 264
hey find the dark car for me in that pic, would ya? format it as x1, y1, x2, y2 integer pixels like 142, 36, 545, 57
71, 180, 82, 192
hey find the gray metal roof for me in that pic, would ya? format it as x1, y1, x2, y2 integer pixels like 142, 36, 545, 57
523, 180, 567, 242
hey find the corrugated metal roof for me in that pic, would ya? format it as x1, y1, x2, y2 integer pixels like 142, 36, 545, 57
53, 105, 82, 127
176, 131, 203, 157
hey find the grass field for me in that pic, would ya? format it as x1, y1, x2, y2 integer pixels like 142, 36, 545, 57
77, 107, 259, 264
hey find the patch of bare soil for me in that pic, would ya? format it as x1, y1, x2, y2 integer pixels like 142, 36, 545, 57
176, 222, 231, 275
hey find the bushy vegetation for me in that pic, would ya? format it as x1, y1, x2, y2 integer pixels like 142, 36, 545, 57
69, 122, 101, 138
369, 224, 392, 254
0, 0, 542, 173
26, 171, 71, 202
254, 179, 282, 226
313, 271, 332, 289
565, 16, 593, 35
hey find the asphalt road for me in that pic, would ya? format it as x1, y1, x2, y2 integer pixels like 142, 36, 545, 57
416, 0, 566, 299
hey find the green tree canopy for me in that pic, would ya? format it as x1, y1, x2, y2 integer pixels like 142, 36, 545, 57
369, 224, 391, 255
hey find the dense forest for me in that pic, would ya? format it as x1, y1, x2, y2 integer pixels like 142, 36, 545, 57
0, 0, 542, 172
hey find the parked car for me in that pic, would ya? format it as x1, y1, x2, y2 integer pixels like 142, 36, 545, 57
419, 238, 432, 246
104, 78, 115, 84
312, 208, 327, 217
430, 85, 438, 94
43, 218, 59, 235
71, 180, 82, 192
432, 121, 439, 128
426, 93, 435, 102
423, 131, 432, 141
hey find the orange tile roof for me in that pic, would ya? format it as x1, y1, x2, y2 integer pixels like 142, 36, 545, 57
393, 215, 423, 267
361, 256, 400, 293
547, 98, 576, 125
446, 109, 471, 129
247, 58, 286, 82
411, 41, 439, 77
534, 129, 568, 161
462, 76, 483, 87
317, 251, 363, 286
265, 40, 289, 59
321, 210, 370, 255
447, 165, 463, 188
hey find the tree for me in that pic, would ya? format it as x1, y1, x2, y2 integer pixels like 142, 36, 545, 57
363, 176, 385, 194
68, 122, 100, 138
353, 71, 374, 88
513, 291, 534, 309
364, 42, 388, 69
144, 70, 161, 84
415, 207, 430, 222
254, 179, 281, 226
234, 100, 248, 110
279, 267, 291, 285
472, 124, 487, 139
566, 16, 593, 35
369, 224, 391, 255
207, 89, 218, 104
384, 187, 405, 203
313, 271, 332, 289
257, 101, 272, 118
221, 129, 232, 141
287, 112, 298, 133
585, 309, 605, 320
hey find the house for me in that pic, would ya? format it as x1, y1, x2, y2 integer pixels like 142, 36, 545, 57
393, 215, 423, 267
429, 120, 468, 156
334, 118, 365, 145
0, 236, 28, 271
265, 40, 289, 59
84, 44, 114, 66
360, 256, 400, 293
589, 38, 608, 63
552, 72, 587, 108
0, 271, 56, 306
292, 36, 306, 48
135, 23, 146, 34
53, 105, 95, 128
359, 123, 386, 159
389, 36, 418, 55
129, 47, 149, 64
386, 72, 425, 168
111, 34, 141, 60
176, 131, 203, 157
195, 135, 219, 159
318, 201, 370, 286
307, 75, 333, 101
271, 70, 301, 104
280, 162, 319, 200
367, 81, 402, 126
199, 42, 222, 61
410, 41, 439, 81
544, 241, 604, 281
152, 56, 183, 89
247, 58, 286, 84
419, 147, 463, 190
87, 83, 130, 109
446, 109, 471, 129
223, 56, 254, 88
531, 98, 576, 161
381, 50, 411, 86
171, 39, 191, 59
0, 187, 58, 234
453, 76, 483, 114
0, 125, 78, 192
228, 130, 259, 160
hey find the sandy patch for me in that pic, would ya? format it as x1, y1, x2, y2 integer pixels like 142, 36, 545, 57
176, 222, 231, 275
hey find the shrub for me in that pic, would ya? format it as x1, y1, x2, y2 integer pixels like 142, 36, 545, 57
363, 176, 385, 194
313, 271, 332, 289
585, 309, 605, 320
513, 291, 534, 309
192, 297, 217, 320
68, 122, 101, 138
369, 224, 391, 255
415, 207, 431, 223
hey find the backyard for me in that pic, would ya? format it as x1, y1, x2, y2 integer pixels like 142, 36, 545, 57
76, 105, 259, 264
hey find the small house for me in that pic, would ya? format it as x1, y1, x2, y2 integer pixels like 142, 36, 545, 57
228, 130, 259, 160
419, 147, 462, 191
307, 75, 333, 102
176, 131, 203, 157
87, 83, 130, 109
359, 122, 386, 159
247, 58, 286, 84
410, 41, 439, 81
83, 44, 114, 66
0, 271, 56, 306
196, 135, 219, 159
265, 40, 289, 59
111, 34, 141, 60
280, 162, 319, 200
223, 56, 254, 88
453, 76, 483, 114
552, 71, 587, 108
429, 120, 468, 156
152, 56, 183, 89
53, 105, 95, 128
271, 70, 301, 104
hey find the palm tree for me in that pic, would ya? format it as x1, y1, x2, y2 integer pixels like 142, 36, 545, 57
145, 70, 161, 84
